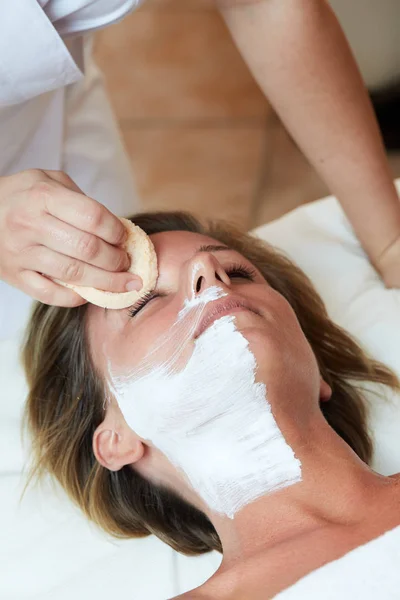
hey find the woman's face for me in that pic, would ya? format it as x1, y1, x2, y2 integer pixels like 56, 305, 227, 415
87, 230, 328, 423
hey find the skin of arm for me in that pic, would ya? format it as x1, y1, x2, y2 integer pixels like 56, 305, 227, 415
219, 0, 400, 286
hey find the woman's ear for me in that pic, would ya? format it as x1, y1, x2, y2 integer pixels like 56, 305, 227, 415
93, 410, 144, 471
319, 377, 332, 403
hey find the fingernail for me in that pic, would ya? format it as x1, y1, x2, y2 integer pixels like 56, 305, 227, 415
126, 277, 142, 292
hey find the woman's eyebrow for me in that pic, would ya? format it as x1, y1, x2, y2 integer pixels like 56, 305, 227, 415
197, 244, 230, 253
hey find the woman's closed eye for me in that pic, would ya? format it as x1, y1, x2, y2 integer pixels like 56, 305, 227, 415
127, 291, 160, 318
225, 263, 256, 281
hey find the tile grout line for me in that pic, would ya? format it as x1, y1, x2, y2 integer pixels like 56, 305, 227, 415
248, 117, 276, 229
119, 116, 269, 130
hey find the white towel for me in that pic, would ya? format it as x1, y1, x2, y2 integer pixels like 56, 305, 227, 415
274, 526, 400, 599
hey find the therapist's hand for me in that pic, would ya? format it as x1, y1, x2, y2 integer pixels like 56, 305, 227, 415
0, 170, 142, 306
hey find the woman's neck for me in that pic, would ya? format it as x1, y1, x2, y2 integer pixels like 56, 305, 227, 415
209, 414, 398, 570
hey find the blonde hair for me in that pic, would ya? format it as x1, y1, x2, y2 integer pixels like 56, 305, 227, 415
22, 212, 399, 555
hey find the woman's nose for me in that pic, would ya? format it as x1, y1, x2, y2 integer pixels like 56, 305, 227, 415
189, 253, 231, 297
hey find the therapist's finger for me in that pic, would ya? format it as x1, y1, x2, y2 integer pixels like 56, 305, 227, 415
2, 169, 82, 195
44, 170, 84, 194
37, 180, 128, 247
19, 270, 87, 307
37, 213, 131, 273
25, 247, 142, 293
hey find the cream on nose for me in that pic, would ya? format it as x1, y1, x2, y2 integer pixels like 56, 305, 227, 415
191, 254, 231, 297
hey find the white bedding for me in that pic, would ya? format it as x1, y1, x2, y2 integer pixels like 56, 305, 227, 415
274, 524, 400, 599
1, 180, 400, 599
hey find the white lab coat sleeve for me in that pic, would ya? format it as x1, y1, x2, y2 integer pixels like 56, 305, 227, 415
0, 0, 83, 107
63, 39, 141, 217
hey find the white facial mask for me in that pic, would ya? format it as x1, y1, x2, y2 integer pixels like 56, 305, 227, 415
108, 288, 301, 519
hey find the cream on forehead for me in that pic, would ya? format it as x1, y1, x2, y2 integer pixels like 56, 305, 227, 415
108, 288, 302, 519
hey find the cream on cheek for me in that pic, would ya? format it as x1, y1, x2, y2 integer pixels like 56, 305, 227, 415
99, 307, 172, 376
106, 279, 302, 520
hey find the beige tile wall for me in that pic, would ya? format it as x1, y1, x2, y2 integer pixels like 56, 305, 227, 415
93, 0, 328, 228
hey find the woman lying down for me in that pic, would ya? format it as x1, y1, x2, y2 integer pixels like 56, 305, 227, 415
22, 212, 400, 599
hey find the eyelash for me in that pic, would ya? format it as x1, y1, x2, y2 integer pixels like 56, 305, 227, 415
127, 262, 256, 318
225, 263, 256, 281
127, 291, 159, 318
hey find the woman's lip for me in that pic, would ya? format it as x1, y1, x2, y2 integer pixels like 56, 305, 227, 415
194, 296, 257, 339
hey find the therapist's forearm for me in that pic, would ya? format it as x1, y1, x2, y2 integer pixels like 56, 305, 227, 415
222, 0, 400, 267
